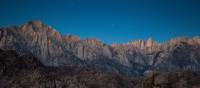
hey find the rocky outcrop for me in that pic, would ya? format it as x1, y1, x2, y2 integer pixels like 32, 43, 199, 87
146, 38, 153, 47
63, 35, 80, 42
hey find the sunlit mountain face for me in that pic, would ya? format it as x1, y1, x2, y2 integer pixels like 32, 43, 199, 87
1, 0, 200, 88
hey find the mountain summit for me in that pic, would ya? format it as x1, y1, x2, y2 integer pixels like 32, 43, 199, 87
0, 21, 200, 75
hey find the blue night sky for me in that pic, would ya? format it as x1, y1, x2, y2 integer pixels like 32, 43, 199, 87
0, 0, 200, 44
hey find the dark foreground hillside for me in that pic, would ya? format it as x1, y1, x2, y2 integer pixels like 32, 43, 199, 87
0, 49, 200, 88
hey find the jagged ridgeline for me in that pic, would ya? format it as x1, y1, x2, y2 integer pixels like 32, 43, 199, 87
0, 20, 200, 76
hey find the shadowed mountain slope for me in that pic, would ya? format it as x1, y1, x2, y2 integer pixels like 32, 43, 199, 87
1, 49, 200, 88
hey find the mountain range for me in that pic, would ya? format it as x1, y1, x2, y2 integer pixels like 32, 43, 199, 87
0, 20, 200, 76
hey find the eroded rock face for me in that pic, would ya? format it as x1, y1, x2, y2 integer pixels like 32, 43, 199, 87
0, 20, 81, 66
63, 35, 80, 42
0, 20, 200, 76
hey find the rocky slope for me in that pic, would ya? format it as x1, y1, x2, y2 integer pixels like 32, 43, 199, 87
1, 49, 200, 88
0, 49, 134, 88
0, 20, 200, 75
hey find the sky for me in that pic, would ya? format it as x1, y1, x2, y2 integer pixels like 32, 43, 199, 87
0, 0, 200, 44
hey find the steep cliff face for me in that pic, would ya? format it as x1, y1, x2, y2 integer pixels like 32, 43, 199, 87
0, 20, 82, 66
112, 37, 200, 72
0, 20, 200, 75
153, 38, 200, 71
64, 38, 112, 60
